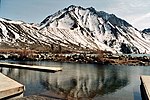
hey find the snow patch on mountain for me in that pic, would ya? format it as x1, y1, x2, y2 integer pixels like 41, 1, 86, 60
0, 18, 24, 24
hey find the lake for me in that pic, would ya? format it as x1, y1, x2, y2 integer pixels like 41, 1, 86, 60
0, 60, 149, 99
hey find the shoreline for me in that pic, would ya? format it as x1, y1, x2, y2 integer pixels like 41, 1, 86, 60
0, 53, 150, 66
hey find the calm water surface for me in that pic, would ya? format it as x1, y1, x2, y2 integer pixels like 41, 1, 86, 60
0, 60, 150, 99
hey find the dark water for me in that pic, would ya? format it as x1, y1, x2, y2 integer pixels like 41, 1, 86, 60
1, 60, 149, 99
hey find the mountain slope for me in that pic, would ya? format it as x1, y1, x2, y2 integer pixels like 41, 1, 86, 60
0, 18, 38, 48
0, 18, 91, 52
142, 28, 150, 42
1, 5, 150, 54
40, 5, 150, 54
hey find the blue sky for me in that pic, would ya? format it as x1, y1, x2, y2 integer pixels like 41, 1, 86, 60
0, 0, 150, 30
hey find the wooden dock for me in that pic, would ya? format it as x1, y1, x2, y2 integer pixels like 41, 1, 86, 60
0, 62, 62, 72
0, 73, 25, 99
140, 75, 150, 100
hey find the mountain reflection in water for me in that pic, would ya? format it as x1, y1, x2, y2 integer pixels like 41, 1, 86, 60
0, 61, 129, 99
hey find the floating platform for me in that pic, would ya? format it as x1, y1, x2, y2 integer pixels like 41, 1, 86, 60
140, 75, 150, 100
0, 73, 25, 99
0, 62, 62, 72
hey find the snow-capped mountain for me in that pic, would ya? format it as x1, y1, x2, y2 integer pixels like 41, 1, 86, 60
0, 18, 40, 50
39, 5, 150, 53
1, 5, 150, 54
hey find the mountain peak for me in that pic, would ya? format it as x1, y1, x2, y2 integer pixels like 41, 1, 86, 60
67, 5, 96, 13
37, 5, 150, 54
40, 5, 132, 29
67, 5, 81, 9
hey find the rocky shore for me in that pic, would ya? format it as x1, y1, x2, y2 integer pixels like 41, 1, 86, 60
0, 52, 150, 66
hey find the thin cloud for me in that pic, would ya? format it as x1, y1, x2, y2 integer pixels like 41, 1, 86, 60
130, 13, 150, 30
132, 13, 150, 24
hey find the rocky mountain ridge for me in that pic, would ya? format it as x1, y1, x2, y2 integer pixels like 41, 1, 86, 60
143, 28, 150, 34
